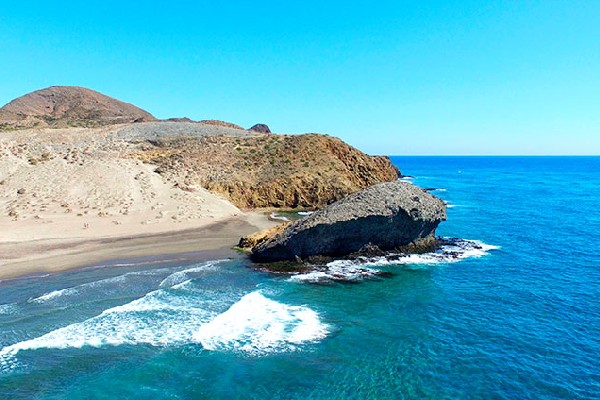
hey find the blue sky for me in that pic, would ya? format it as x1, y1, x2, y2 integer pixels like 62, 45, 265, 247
1, 1, 599, 155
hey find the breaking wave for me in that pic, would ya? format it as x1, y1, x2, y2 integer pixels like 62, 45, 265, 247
270, 212, 291, 222
194, 291, 329, 355
1, 285, 329, 371
0, 303, 19, 315
289, 239, 499, 283
158, 261, 223, 288
27, 261, 224, 305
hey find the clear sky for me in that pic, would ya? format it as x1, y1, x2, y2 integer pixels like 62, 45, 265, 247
1, 1, 599, 155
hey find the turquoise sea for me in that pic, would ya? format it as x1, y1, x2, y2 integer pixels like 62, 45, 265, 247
1, 156, 599, 399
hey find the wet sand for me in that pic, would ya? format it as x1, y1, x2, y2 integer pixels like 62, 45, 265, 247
0, 213, 276, 280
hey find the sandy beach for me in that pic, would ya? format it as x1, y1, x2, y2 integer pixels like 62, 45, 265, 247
0, 211, 276, 280
0, 126, 281, 279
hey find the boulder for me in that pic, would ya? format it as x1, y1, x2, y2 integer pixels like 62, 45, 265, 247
250, 180, 446, 262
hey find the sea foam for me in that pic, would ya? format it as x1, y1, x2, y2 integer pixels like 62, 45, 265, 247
270, 212, 291, 222
27, 261, 223, 305
158, 261, 223, 288
288, 239, 499, 283
0, 303, 19, 315
0, 286, 329, 371
194, 291, 329, 355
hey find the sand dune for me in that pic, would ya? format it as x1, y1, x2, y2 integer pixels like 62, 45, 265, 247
0, 126, 274, 278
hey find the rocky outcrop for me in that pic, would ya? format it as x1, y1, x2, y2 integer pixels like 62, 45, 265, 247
0, 86, 155, 129
138, 133, 400, 209
248, 180, 446, 262
248, 123, 271, 134
238, 222, 291, 250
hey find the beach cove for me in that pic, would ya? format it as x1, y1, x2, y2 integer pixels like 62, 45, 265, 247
1, 156, 598, 399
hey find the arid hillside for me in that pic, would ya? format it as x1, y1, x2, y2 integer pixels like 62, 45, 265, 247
134, 132, 399, 209
0, 86, 156, 129
0, 86, 400, 221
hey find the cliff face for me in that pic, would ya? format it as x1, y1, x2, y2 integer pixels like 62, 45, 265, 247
0, 86, 156, 129
134, 133, 400, 209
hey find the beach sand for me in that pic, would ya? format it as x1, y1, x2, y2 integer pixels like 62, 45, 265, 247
0, 212, 276, 280
0, 126, 279, 279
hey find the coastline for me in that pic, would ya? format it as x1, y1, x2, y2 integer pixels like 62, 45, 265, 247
0, 212, 276, 280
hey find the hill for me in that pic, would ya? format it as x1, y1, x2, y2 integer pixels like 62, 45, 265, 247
134, 131, 399, 208
0, 86, 156, 129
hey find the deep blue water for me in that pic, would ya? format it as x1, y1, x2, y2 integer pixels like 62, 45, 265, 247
1, 156, 599, 399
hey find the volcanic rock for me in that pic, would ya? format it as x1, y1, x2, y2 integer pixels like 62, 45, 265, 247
248, 123, 271, 134
249, 180, 447, 262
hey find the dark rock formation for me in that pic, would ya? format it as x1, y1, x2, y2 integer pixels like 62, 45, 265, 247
249, 180, 447, 262
248, 123, 271, 133
0, 86, 156, 129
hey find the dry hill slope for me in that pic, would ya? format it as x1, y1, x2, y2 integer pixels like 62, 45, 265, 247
133, 132, 399, 209
0, 86, 155, 129
0, 86, 400, 213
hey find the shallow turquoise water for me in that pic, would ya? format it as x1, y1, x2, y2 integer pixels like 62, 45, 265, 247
1, 156, 599, 399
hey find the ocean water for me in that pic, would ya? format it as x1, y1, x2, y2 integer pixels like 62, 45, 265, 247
1, 156, 599, 399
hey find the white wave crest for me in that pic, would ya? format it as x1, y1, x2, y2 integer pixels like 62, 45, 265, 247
27, 273, 131, 304
0, 303, 19, 315
1, 287, 216, 369
194, 291, 329, 355
27, 261, 224, 305
270, 212, 290, 222
1, 287, 328, 370
288, 264, 381, 284
288, 239, 499, 283
29, 287, 79, 304
158, 261, 223, 288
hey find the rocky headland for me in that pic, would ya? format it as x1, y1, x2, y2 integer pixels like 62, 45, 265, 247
0, 86, 401, 276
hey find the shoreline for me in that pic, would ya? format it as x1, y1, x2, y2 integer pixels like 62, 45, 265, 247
0, 212, 277, 280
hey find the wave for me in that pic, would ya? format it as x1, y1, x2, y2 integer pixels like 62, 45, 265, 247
27, 261, 224, 305
270, 212, 290, 222
288, 264, 383, 284
158, 261, 223, 288
0, 286, 216, 371
0, 303, 19, 315
27, 273, 133, 304
288, 239, 499, 283
0, 288, 329, 371
194, 291, 329, 355
29, 287, 80, 304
